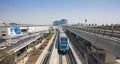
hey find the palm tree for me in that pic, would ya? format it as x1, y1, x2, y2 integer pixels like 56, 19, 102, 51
92, 24, 94, 26
95, 24, 97, 26
102, 24, 104, 26
89, 24, 91, 26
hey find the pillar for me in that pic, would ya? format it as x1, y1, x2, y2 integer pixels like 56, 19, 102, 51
98, 50, 116, 63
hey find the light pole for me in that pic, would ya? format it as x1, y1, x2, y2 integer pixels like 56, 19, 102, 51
84, 53, 88, 64
111, 24, 114, 37
85, 19, 87, 27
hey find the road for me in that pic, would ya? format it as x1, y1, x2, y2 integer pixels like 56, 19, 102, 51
0, 33, 42, 54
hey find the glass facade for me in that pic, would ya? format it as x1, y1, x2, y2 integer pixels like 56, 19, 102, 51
53, 19, 68, 26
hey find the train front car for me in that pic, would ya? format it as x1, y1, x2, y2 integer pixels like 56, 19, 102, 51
58, 30, 70, 54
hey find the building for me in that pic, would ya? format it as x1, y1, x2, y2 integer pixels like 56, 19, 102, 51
53, 20, 59, 26
0, 20, 51, 39
0, 21, 22, 38
53, 19, 68, 26
59, 19, 67, 25
0, 26, 21, 37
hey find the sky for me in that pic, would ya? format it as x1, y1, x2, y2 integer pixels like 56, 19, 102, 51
0, 0, 120, 25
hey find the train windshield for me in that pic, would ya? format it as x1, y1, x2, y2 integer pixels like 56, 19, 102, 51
61, 38, 67, 44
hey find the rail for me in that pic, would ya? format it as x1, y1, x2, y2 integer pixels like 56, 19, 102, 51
59, 55, 62, 64
65, 31, 104, 64
66, 49, 77, 64
40, 42, 54, 64
58, 50, 76, 64
35, 33, 56, 64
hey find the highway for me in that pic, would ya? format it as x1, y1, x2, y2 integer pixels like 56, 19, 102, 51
0, 32, 42, 54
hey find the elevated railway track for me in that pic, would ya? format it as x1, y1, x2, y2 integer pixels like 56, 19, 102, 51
63, 26, 120, 58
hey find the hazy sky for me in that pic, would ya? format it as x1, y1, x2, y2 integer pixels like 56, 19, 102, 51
0, 0, 120, 25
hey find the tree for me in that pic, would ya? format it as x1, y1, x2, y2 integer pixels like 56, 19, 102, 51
92, 24, 94, 26
89, 24, 91, 26
102, 24, 104, 26
95, 24, 97, 26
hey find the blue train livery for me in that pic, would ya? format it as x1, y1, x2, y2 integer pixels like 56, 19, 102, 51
58, 27, 69, 54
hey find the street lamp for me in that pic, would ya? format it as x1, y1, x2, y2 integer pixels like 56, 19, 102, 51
85, 19, 87, 27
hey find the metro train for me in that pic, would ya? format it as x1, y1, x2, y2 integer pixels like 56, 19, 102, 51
58, 27, 70, 54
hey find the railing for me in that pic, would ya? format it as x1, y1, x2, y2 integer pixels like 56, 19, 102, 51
65, 26, 120, 39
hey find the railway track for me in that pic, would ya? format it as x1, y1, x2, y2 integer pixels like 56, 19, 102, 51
40, 34, 57, 64
59, 54, 63, 64
42, 53, 50, 64
65, 31, 101, 64
40, 32, 77, 64
41, 42, 54, 64
66, 49, 77, 64
58, 49, 77, 64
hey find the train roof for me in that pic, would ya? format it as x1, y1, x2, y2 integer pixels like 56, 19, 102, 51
59, 28, 63, 31
60, 32, 67, 38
